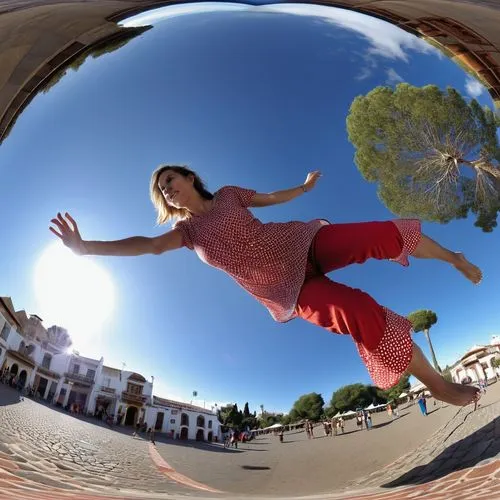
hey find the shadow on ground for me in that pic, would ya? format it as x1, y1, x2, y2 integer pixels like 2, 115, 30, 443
0, 384, 22, 407
381, 414, 500, 488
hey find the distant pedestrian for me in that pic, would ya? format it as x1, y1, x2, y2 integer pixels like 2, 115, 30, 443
387, 404, 394, 419
132, 420, 141, 437
366, 411, 372, 430
356, 413, 363, 431
418, 396, 427, 416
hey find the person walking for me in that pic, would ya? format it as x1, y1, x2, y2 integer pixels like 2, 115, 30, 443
418, 396, 428, 416
50, 166, 482, 409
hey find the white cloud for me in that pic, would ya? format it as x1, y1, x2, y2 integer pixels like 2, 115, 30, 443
465, 76, 485, 98
122, 2, 442, 64
386, 67, 404, 84
260, 4, 440, 62
355, 65, 373, 81
120, 3, 248, 27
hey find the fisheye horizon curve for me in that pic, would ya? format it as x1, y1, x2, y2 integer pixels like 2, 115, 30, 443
0, 1, 499, 499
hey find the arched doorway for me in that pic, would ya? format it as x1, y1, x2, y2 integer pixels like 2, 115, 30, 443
125, 406, 138, 426
155, 412, 164, 431
180, 427, 188, 440
18, 370, 27, 388
207, 431, 213, 442
196, 429, 204, 441
37, 377, 48, 397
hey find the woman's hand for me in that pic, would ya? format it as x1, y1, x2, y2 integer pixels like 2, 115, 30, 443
303, 170, 322, 192
49, 213, 87, 255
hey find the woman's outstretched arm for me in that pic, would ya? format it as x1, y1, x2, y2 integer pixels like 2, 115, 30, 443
249, 170, 322, 208
49, 212, 183, 256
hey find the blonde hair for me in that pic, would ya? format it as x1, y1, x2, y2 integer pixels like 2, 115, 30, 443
150, 165, 213, 224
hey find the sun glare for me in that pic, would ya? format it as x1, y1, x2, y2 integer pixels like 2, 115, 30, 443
34, 243, 115, 346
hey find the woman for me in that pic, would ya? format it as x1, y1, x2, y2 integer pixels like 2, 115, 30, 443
50, 165, 482, 408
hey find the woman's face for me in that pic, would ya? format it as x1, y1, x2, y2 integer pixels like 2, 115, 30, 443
158, 169, 195, 208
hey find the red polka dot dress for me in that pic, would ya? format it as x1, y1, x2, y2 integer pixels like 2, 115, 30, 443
175, 187, 422, 389
174, 186, 325, 322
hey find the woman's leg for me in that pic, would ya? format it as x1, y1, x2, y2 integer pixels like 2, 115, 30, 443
311, 221, 415, 273
296, 276, 480, 407
311, 220, 481, 284
412, 235, 482, 284
408, 342, 480, 407
296, 275, 413, 388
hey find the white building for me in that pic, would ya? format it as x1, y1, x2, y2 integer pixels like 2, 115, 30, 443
1, 296, 221, 441
0, 298, 71, 398
451, 336, 500, 383
146, 396, 221, 442
95, 366, 153, 427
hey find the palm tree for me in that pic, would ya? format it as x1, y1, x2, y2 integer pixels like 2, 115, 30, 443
407, 309, 441, 373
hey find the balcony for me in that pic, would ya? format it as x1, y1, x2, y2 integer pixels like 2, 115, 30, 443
121, 391, 146, 405
37, 366, 61, 380
64, 372, 95, 387
99, 386, 116, 394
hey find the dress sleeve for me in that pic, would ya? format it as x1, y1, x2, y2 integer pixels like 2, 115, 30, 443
222, 186, 257, 207
172, 220, 194, 250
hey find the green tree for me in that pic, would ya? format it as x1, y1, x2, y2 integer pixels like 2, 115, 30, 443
330, 383, 383, 412
380, 373, 411, 402
217, 404, 243, 429
243, 402, 250, 418
42, 26, 151, 94
408, 310, 441, 372
491, 357, 500, 371
346, 83, 500, 232
290, 393, 325, 421
442, 365, 453, 383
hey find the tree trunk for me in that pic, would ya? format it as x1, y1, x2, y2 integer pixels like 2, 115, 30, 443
424, 329, 442, 373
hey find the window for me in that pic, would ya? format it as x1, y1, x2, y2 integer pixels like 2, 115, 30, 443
127, 382, 142, 395
181, 413, 189, 426
196, 415, 205, 428
72, 364, 80, 374
42, 354, 52, 369
208, 420, 212, 429
105, 377, 111, 387
86, 369, 96, 380
0, 322, 10, 341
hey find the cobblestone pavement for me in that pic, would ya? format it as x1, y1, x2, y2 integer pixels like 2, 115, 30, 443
0, 384, 196, 497
0, 383, 498, 499
345, 391, 500, 491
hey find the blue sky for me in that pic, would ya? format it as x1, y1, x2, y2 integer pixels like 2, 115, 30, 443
1, 3, 498, 414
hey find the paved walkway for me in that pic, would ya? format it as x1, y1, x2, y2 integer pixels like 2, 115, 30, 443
0, 383, 498, 499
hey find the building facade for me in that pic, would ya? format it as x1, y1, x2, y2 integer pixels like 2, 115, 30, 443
146, 396, 221, 442
451, 336, 500, 383
0, 296, 220, 441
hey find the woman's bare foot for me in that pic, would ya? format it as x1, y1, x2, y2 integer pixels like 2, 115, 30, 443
430, 380, 480, 408
453, 253, 482, 284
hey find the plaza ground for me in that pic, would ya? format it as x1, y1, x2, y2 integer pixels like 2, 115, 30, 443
0, 382, 499, 499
